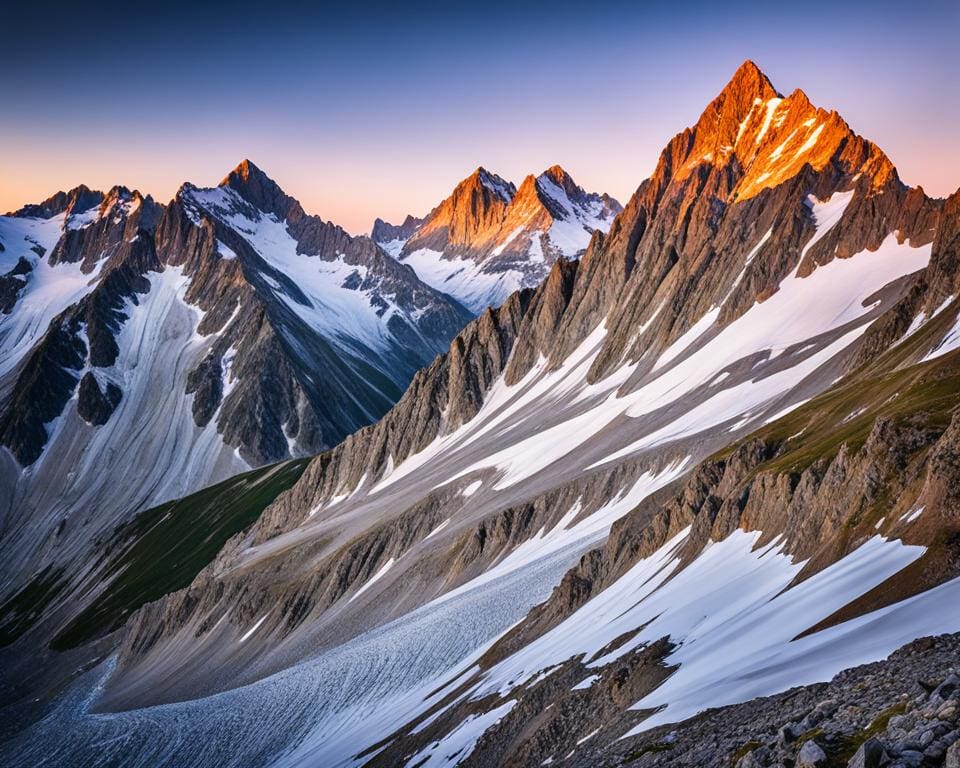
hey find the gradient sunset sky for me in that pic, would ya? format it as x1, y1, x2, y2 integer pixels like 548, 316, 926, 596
3, 0, 957, 234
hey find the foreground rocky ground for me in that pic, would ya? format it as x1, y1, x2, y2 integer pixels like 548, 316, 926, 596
570, 633, 960, 767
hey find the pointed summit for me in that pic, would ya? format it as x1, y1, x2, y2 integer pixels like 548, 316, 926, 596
537, 165, 582, 201
723, 59, 779, 101
219, 159, 304, 222
220, 158, 277, 195
691, 60, 781, 151
541, 165, 569, 183
221, 158, 261, 184
657, 59, 896, 201
463, 166, 516, 203
536, 165, 581, 201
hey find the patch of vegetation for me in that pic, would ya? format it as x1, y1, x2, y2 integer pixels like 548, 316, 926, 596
624, 741, 675, 762
823, 701, 907, 767
50, 458, 309, 650
796, 726, 824, 744
712, 349, 960, 480
0, 565, 66, 646
731, 739, 762, 762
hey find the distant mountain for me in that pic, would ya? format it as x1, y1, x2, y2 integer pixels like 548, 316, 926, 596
0, 159, 470, 605
370, 214, 423, 252
373, 165, 621, 312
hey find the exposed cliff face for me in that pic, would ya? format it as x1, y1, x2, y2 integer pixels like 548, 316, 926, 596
374, 165, 622, 312
9, 184, 104, 220
402, 167, 517, 258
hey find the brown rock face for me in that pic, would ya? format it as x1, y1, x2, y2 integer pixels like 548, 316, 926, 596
400, 167, 517, 259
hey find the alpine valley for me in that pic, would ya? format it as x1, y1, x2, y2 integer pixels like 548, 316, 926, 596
3, 60, 960, 768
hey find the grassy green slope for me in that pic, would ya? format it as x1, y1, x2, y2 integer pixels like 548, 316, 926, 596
20, 458, 311, 651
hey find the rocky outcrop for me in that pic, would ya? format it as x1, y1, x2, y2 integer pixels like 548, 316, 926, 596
76, 372, 122, 426
375, 633, 960, 767
0, 257, 32, 313
0, 314, 87, 464
563, 633, 960, 768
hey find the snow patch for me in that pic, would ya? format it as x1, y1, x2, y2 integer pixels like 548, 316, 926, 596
405, 700, 517, 768
921, 307, 960, 362
571, 674, 600, 691
239, 613, 270, 644
349, 558, 397, 604
461, 480, 482, 497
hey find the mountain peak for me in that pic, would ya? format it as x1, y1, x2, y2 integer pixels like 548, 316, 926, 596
463, 167, 516, 203
541, 165, 572, 185
12, 184, 104, 219
220, 158, 273, 191
699, 60, 780, 139
724, 59, 778, 99
664, 60, 895, 201
219, 159, 305, 222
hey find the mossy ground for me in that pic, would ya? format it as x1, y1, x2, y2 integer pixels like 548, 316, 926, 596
714, 333, 960, 480
625, 741, 674, 762
0, 565, 66, 646
822, 701, 907, 767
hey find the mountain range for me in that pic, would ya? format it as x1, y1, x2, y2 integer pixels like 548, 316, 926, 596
2, 60, 960, 768
373, 165, 622, 311
0, 160, 476, 640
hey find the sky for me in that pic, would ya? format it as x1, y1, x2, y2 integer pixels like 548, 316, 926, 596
2, 0, 958, 235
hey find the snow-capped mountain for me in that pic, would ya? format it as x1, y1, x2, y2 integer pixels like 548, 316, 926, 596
5, 62, 960, 768
373, 165, 622, 312
0, 160, 470, 619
